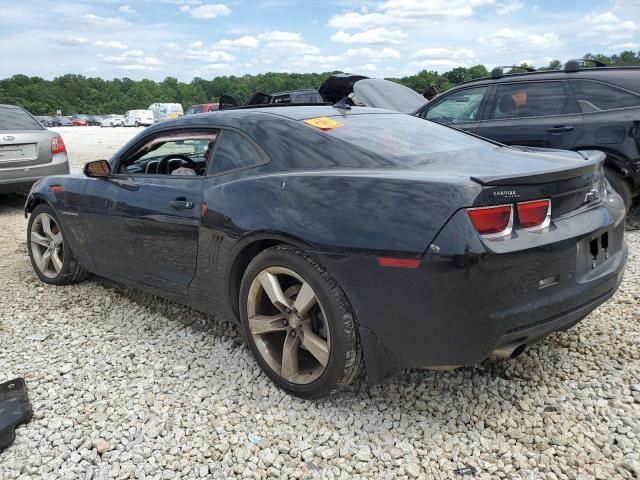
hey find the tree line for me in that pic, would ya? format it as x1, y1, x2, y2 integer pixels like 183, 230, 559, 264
1, 51, 639, 115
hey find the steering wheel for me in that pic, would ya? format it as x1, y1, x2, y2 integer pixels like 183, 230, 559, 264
156, 154, 198, 175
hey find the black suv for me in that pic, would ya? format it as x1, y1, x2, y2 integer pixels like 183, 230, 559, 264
415, 60, 640, 209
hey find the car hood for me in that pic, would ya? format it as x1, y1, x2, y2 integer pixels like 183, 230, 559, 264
352, 79, 427, 114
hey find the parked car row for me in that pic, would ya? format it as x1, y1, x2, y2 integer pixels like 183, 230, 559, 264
35, 110, 157, 129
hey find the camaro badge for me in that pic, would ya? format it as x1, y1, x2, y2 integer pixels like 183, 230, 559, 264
304, 117, 344, 130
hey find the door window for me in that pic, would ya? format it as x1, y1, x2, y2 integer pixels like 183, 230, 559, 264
569, 80, 640, 112
491, 81, 576, 119
209, 130, 266, 175
119, 131, 217, 175
421, 86, 488, 124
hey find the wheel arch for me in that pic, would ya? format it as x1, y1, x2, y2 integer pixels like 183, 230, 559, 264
227, 232, 322, 317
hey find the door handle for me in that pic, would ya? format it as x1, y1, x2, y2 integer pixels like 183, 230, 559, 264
547, 125, 574, 133
170, 198, 194, 209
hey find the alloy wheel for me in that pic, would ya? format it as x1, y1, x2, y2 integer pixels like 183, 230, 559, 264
247, 267, 331, 384
30, 213, 64, 278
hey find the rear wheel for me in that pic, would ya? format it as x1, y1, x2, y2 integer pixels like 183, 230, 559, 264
135, 121, 140, 127
605, 166, 632, 212
239, 245, 363, 399
27, 204, 89, 285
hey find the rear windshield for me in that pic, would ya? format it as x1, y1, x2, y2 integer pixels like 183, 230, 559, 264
313, 112, 487, 166
0, 107, 43, 130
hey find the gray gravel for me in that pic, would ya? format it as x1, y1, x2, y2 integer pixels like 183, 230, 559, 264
0, 194, 639, 479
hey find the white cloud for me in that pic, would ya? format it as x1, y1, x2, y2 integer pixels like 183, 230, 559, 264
82, 13, 131, 29
179, 3, 231, 19
214, 36, 259, 49
94, 40, 129, 50
120, 64, 154, 71
496, 0, 523, 15
122, 49, 144, 57
584, 11, 637, 37
258, 31, 320, 54
118, 5, 136, 14
479, 28, 560, 50
46, 36, 128, 50
412, 47, 476, 60
185, 47, 235, 62
101, 55, 162, 66
328, 0, 495, 30
331, 28, 408, 45
344, 47, 401, 60
301, 55, 341, 64
610, 42, 640, 49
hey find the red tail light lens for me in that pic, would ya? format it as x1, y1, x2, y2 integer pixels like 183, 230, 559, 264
517, 199, 551, 229
467, 205, 513, 236
376, 257, 421, 269
51, 136, 66, 154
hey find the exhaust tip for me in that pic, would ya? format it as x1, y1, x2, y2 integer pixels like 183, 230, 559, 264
492, 342, 527, 360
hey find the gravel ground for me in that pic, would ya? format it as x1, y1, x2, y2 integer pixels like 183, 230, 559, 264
0, 127, 639, 479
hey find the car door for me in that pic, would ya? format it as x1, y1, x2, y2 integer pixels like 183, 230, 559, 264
90, 130, 217, 294
476, 80, 583, 149
416, 85, 491, 134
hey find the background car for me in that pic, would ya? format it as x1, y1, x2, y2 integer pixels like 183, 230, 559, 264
51, 116, 72, 127
100, 115, 124, 127
36, 116, 54, 127
148, 103, 184, 122
185, 103, 219, 115
86, 115, 103, 126
0, 104, 70, 193
24, 105, 626, 398
123, 109, 154, 127
415, 60, 640, 209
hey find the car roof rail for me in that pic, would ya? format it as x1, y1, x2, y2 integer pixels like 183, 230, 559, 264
491, 65, 536, 79
564, 58, 608, 72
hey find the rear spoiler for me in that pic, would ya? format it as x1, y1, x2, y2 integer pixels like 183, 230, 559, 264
471, 150, 605, 186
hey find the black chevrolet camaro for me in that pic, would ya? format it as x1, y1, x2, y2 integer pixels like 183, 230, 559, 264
25, 106, 627, 398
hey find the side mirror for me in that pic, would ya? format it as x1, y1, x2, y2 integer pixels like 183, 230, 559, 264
84, 159, 111, 178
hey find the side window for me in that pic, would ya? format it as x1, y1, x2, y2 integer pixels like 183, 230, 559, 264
209, 130, 265, 175
569, 80, 640, 112
421, 86, 488, 124
120, 132, 217, 175
492, 81, 575, 119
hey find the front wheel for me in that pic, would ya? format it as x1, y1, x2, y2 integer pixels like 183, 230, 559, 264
27, 204, 89, 285
239, 245, 363, 399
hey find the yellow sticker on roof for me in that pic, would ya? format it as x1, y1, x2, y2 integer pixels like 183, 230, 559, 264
304, 117, 344, 130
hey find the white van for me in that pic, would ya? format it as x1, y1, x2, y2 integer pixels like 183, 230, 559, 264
148, 103, 184, 123
124, 109, 154, 127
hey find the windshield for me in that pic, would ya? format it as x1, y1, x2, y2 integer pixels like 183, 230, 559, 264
0, 107, 43, 130
312, 112, 487, 167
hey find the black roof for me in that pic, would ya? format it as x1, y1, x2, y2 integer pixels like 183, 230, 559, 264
458, 66, 640, 89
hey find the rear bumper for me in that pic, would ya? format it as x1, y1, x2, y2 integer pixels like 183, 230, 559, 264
321, 193, 627, 384
0, 153, 69, 193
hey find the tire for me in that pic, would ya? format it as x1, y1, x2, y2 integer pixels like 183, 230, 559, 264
239, 245, 363, 399
605, 166, 632, 213
135, 121, 140, 128
27, 204, 89, 285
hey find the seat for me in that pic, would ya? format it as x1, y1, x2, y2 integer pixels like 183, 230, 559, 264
496, 94, 517, 118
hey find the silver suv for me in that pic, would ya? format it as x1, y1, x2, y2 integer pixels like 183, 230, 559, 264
0, 105, 70, 193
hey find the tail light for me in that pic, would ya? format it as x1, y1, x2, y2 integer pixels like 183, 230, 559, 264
467, 204, 513, 237
51, 136, 66, 154
517, 199, 551, 229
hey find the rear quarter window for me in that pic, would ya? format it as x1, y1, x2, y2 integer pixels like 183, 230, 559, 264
209, 130, 265, 175
0, 107, 43, 130
569, 79, 640, 112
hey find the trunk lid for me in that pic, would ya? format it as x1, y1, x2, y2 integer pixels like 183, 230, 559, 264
0, 131, 54, 169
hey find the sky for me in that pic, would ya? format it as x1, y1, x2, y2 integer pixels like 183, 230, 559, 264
0, 0, 638, 81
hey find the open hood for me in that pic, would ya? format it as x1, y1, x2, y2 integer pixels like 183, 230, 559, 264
319, 74, 427, 113
353, 78, 427, 114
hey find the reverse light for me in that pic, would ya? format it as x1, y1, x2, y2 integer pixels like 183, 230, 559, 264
517, 199, 551, 230
467, 204, 513, 237
51, 136, 66, 154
